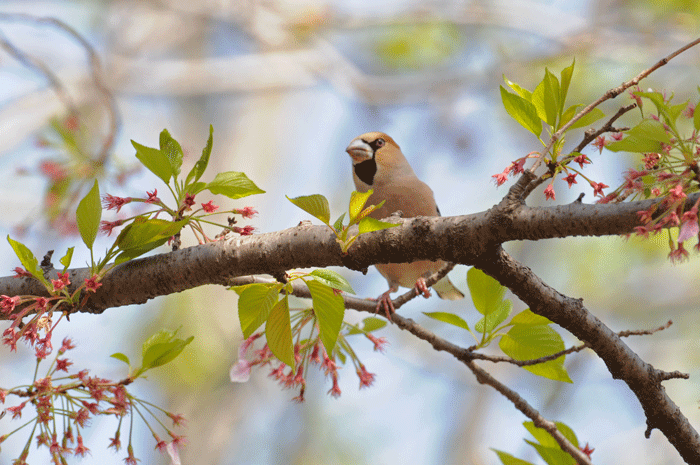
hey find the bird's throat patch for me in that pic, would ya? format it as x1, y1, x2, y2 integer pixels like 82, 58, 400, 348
354, 158, 377, 185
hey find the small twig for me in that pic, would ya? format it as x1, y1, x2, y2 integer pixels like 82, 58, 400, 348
521, 102, 638, 199
382, 262, 457, 313
571, 103, 637, 154
473, 319, 674, 367
529, 37, 700, 173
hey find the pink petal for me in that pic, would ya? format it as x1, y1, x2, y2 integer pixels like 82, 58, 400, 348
229, 359, 251, 382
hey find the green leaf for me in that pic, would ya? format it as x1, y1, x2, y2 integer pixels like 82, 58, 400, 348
159, 129, 184, 178
499, 324, 572, 383
509, 309, 552, 326
333, 212, 346, 231
423, 311, 470, 331
309, 269, 355, 294
59, 247, 74, 272
667, 101, 688, 126
76, 180, 101, 250
559, 104, 582, 128
542, 68, 561, 127
467, 267, 506, 315
500, 86, 542, 137
139, 328, 194, 372
206, 171, 265, 199
185, 125, 213, 186
358, 217, 400, 234
491, 449, 536, 465
132, 140, 172, 184
114, 239, 169, 265
526, 441, 575, 465
307, 280, 345, 354
606, 118, 670, 153
237, 284, 281, 339
265, 296, 294, 367
115, 218, 187, 251
503, 76, 533, 101
347, 316, 388, 335
559, 59, 575, 106
110, 352, 130, 366
567, 107, 605, 130
142, 336, 194, 370
694, 100, 700, 130
286, 194, 330, 224
360, 317, 387, 333
7, 236, 47, 284
474, 299, 512, 333
349, 190, 373, 220
187, 181, 208, 197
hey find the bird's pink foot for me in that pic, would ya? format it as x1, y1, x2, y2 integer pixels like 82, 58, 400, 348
374, 290, 396, 320
414, 277, 431, 299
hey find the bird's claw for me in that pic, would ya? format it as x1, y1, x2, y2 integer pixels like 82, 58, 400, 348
415, 277, 431, 299
374, 290, 395, 321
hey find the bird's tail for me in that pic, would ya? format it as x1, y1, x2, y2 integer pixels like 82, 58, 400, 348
433, 276, 465, 300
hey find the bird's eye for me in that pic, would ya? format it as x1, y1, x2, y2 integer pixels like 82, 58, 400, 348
376, 138, 385, 147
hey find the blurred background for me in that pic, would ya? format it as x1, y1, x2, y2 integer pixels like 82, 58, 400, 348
1, 0, 699, 464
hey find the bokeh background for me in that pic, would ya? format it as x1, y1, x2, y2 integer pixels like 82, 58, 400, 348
1, 1, 700, 464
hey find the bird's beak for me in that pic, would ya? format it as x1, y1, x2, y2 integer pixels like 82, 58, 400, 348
345, 138, 372, 163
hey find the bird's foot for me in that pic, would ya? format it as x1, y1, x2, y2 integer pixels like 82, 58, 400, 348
414, 277, 432, 299
373, 290, 396, 321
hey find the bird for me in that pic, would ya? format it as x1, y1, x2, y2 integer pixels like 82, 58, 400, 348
345, 132, 464, 318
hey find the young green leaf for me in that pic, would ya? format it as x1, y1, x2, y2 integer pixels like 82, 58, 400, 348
559, 59, 575, 107
567, 107, 605, 130
185, 125, 213, 186
349, 190, 373, 220
333, 212, 346, 231
138, 328, 194, 374
110, 352, 131, 366
360, 317, 387, 333
115, 218, 187, 251
287, 194, 331, 224
491, 449, 536, 465
526, 442, 575, 465
132, 140, 172, 184
358, 217, 399, 234
500, 86, 542, 137
142, 336, 194, 370
346, 316, 388, 335
76, 180, 101, 250
207, 171, 265, 199
606, 119, 670, 153
265, 296, 294, 368
59, 247, 74, 272
423, 311, 470, 331
474, 299, 512, 333
542, 68, 561, 126
309, 269, 355, 294
467, 267, 506, 315
503, 76, 533, 101
159, 129, 184, 178
237, 283, 281, 339
114, 239, 170, 265
499, 324, 572, 383
307, 280, 345, 354
7, 236, 46, 284
509, 309, 552, 326
694, 100, 700, 130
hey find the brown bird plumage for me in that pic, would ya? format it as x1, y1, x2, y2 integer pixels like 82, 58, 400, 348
345, 132, 464, 317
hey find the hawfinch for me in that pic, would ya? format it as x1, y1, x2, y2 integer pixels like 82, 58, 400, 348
345, 132, 464, 317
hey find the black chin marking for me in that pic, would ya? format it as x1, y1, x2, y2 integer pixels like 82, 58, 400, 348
354, 158, 377, 185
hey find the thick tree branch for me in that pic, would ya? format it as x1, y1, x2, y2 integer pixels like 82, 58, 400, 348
473, 247, 700, 463
2, 193, 699, 311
